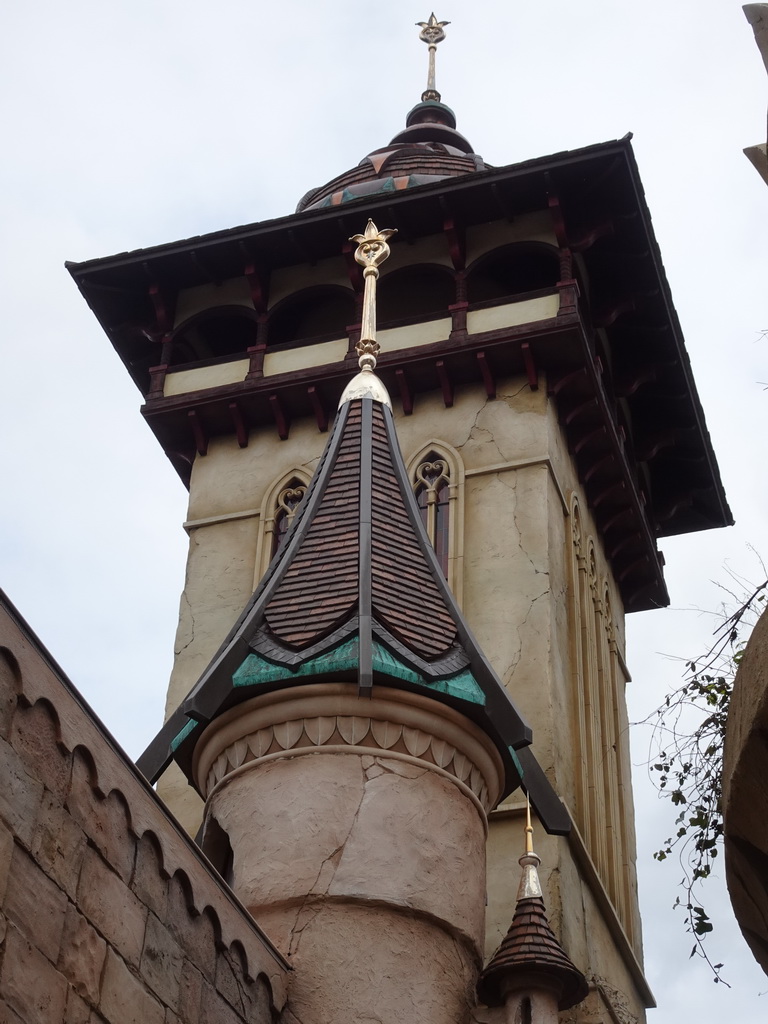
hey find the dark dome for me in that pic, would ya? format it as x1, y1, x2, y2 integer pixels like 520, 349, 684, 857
297, 101, 487, 212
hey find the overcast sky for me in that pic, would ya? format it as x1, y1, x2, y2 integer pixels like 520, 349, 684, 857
1, 1, 766, 1019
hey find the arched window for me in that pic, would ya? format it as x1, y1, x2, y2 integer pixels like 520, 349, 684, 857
255, 469, 312, 584
169, 307, 259, 366
467, 243, 559, 305
414, 458, 451, 577
567, 494, 636, 946
268, 287, 355, 347
407, 441, 464, 604
272, 482, 307, 557
378, 264, 455, 325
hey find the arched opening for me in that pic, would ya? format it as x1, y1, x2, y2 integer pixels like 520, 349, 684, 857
169, 307, 259, 366
467, 244, 559, 305
272, 480, 308, 558
378, 264, 455, 325
268, 287, 355, 347
414, 455, 451, 578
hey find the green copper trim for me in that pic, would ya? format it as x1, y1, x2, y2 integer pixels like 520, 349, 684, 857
232, 636, 486, 706
507, 745, 524, 778
170, 718, 197, 752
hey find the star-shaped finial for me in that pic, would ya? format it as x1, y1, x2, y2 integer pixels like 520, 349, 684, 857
416, 15, 450, 101
417, 13, 450, 46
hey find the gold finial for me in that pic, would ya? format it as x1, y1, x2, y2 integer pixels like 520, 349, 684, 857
416, 14, 450, 102
338, 220, 396, 408
349, 219, 396, 372
517, 796, 543, 900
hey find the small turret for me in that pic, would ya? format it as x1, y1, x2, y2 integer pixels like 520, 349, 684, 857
478, 803, 588, 1021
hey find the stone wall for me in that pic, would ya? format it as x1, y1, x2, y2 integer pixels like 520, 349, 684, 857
0, 591, 288, 1024
723, 604, 768, 974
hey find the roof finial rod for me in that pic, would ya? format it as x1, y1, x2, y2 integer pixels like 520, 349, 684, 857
518, 796, 543, 900
338, 220, 396, 408
417, 13, 450, 102
350, 219, 396, 372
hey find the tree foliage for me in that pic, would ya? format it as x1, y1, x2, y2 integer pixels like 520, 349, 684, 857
645, 575, 767, 985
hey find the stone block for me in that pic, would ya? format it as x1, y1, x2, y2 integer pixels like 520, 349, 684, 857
67, 753, 135, 883
140, 913, 184, 1011
166, 876, 215, 982
0, 651, 19, 741
0, 735, 43, 847
214, 947, 250, 1017
0, 819, 13, 904
63, 988, 91, 1024
31, 791, 87, 901
131, 833, 168, 919
4, 844, 67, 963
0, 999, 24, 1024
0, 921, 68, 1024
178, 960, 203, 1022
200, 978, 244, 1024
58, 903, 107, 1006
99, 948, 164, 1024
77, 847, 147, 968
11, 701, 71, 802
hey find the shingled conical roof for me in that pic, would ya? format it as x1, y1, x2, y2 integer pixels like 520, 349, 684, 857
137, 221, 569, 835
478, 811, 588, 1010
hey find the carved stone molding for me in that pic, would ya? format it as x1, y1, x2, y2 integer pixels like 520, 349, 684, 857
192, 683, 505, 818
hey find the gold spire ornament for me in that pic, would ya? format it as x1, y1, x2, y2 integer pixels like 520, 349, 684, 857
338, 219, 396, 408
417, 13, 450, 101
517, 797, 544, 900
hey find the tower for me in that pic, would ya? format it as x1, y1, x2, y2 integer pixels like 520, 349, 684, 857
68, 18, 731, 1024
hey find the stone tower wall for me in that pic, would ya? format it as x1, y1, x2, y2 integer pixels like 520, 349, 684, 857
0, 595, 287, 1024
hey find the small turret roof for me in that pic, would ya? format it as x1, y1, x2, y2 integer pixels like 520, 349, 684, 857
478, 809, 588, 1010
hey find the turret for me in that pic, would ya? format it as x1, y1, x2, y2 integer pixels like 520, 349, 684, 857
478, 804, 588, 1023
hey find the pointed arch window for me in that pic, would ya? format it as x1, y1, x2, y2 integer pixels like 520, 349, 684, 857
414, 458, 451, 577
255, 469, 312, 584
408, 442, 464, 604
567, 494, 637, 949
272, 483, 307, 557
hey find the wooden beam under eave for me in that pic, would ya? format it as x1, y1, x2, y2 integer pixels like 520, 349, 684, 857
436, 360, 454, 408
269, 394, 290, 440
188, 409, 208, 456
396, 369, 413, 416
229, 402, 249, 448
476, 351, 496, 399
308, 386, 328, 432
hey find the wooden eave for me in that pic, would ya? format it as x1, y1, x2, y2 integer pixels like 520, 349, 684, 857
68, 137, 731, 613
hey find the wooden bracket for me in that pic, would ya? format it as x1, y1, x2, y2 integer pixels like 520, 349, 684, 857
269, 393, 290, 440
476, 351, 496, 399
308, 386, 328, 432
521, 342, 538, 391
396, 369, 413, 416
188, 410, 208, 456
229, 402, 249, 448
436, 360, 454, 408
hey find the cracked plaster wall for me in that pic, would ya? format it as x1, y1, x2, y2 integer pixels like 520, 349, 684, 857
208, 748, 484, 1024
